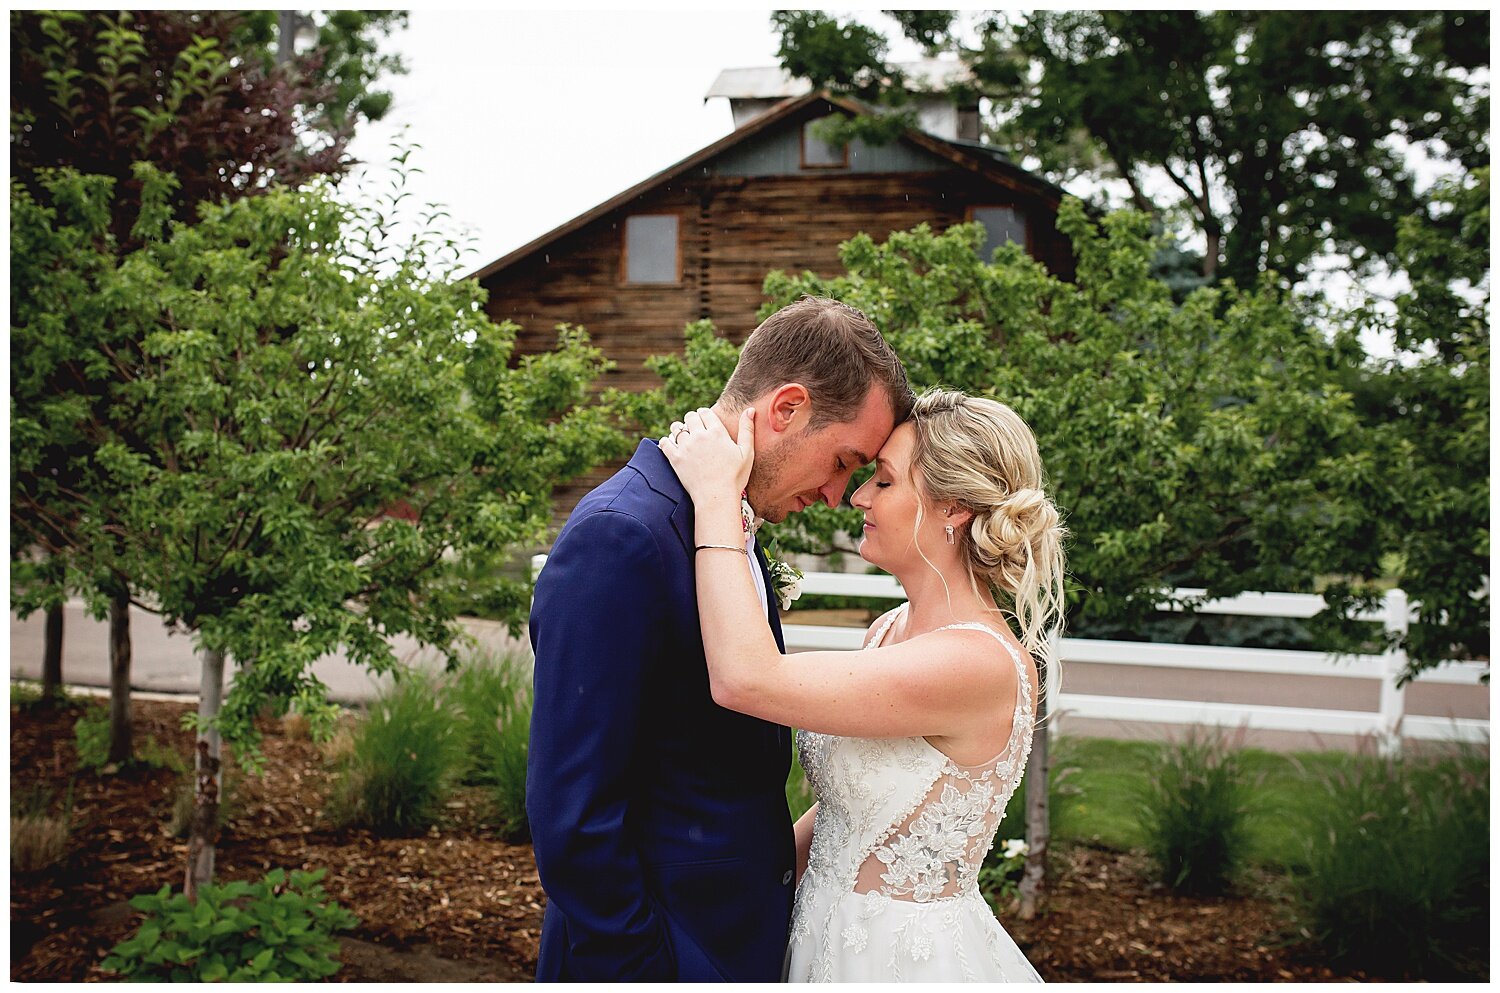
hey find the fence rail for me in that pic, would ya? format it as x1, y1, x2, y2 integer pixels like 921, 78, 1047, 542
530, 555, 1488, 751
784, 571, 1488, 751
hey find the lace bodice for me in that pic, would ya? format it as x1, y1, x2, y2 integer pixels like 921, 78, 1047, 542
789, 604, 1037, 976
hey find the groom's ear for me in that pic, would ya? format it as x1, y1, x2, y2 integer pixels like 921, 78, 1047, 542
764, 384, 810, 435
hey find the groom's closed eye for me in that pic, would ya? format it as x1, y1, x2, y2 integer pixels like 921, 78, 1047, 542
844, 450, 873, 470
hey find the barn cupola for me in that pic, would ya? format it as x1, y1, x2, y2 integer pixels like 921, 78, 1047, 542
705, 59, 979, 141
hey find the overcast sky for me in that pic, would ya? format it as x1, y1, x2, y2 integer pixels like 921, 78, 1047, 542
347, 10, 832, 273
338, 9, 1445, 357
343, 9, 928, 275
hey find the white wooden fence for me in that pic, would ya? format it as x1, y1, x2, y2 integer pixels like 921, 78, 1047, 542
531, 554, 1488, 752
782, 572, 1489, 753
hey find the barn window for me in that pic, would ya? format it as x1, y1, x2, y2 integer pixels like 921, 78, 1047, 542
801, 119, 848, 169
969, 206, 1029, 258
623, 214, 680, 284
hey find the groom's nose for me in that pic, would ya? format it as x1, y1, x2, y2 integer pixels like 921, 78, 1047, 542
816, 478, 843, 509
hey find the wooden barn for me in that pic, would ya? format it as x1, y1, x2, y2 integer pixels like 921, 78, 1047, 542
473, 63, 1073, 513
474, 63, 1073, 393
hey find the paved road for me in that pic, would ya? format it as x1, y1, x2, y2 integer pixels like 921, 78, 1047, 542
10, 601, 532, 705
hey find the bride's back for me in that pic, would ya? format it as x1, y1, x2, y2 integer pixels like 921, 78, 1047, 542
787, 609, 1041, 981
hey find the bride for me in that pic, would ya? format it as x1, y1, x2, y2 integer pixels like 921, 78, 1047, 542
661, 388, 1067, 983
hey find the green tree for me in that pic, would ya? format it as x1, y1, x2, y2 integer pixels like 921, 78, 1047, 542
246, 10, 408, 126
656, 205, 1393, 630
10, 165, 626, 895
772, 10, 1488, 286
637, 203, 1485, 907
1339, 170, 1489, 667
10, 7, 405, 755
639, 205, 1483, 667
10, 9, 406, 230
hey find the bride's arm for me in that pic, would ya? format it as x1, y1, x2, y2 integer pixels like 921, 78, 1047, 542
694, 532, 1010, 736
664, 408, 1018, 741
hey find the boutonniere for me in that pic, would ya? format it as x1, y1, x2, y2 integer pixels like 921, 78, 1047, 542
757, 530, 804, 612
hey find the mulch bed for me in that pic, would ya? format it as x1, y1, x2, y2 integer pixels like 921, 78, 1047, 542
1003, 847, 1366, 982
11, 696, 1379, 982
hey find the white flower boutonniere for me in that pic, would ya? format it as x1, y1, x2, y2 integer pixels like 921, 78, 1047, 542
743, 493, 801, 611
768, 556, 803, 612
758, 530, 803, 612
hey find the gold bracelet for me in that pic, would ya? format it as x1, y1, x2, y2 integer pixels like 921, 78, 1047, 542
695, 543, 747, 555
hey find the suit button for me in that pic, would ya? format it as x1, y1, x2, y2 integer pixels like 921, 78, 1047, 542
782, 870, 793, 885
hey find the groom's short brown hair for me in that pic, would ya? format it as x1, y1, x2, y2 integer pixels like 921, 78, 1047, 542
721, 296, 913, 429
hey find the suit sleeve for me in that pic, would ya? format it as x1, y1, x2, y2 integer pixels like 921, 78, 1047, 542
527, 510, 676, 980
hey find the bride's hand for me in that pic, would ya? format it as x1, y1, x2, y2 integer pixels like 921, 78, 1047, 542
661, 406, 755, 504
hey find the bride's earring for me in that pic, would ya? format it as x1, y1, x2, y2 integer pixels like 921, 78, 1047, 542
944, 524, 955, 545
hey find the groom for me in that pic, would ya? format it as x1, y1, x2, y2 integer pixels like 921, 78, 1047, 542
527, 297, 912, 981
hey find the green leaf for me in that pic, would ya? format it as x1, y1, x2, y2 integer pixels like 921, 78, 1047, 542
284, 948, 317, 970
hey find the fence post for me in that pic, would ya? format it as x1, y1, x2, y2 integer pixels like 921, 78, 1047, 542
530, 553, 549, 609
1377, 588, 1411, 756
1045, 628, 1062, 741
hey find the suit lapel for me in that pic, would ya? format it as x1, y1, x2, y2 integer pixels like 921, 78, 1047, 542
668, 497, 695, 559
628, 439, 693, 557
633, 436, 787, 654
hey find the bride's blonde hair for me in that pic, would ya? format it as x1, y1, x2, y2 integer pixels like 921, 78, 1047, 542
907, 389, 1068, 680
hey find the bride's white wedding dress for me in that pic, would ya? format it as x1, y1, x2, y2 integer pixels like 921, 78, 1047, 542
786, 604, 1044, 983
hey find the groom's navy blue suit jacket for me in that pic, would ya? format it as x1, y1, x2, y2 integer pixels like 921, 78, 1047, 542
527, 439, 795, 982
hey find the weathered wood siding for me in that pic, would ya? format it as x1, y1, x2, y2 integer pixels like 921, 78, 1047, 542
481, 173, 1069, 393
482, 180, 705, 395
477, 104, 1074, 523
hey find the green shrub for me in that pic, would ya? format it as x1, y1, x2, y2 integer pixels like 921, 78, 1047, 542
10, 782, 73, 873
140, 736, 188, 774
483, 675, 533, 842
786, 743, 816, 820
438, 653, 533, 840
11, 679, 85, 709
73, 703, 181, 774
1135, 727, 1253, 895
445, 652, 527, 786
1294, 745, 1489, 979
72, 703, 111, 770
978, 836, 1029, 913
11, 680, 42, 706
101, 868, 358, 982
325, 672, 464, 834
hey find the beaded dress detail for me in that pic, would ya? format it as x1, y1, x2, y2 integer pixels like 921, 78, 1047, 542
786, 603, 1043, 983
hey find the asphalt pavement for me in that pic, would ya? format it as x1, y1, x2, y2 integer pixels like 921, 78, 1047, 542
10, 601, 532, 706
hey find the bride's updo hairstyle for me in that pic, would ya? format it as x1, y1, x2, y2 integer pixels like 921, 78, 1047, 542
907, 389, 1068, 669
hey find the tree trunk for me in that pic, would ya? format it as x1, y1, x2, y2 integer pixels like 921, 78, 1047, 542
277, 10, 303, 65
185, 646, 226, 900
1203, 224, 1222, 280
107, 590, 133, 765
40, 603, 64, 706
1017, 653, 1052, 920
